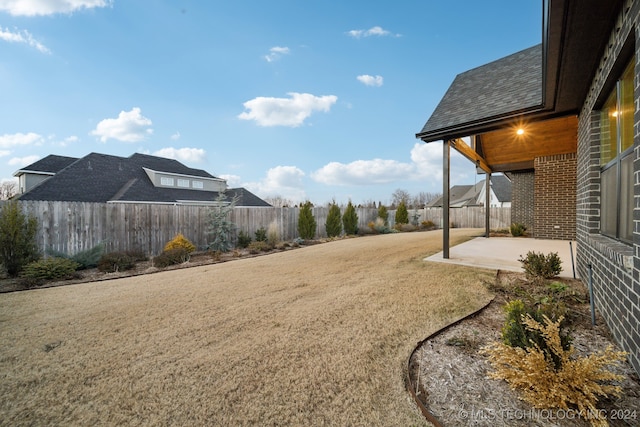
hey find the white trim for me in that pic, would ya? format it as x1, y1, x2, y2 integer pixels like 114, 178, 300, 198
13, 170, 56, 177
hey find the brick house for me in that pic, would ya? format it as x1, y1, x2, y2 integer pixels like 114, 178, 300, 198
416, 0, 640, 375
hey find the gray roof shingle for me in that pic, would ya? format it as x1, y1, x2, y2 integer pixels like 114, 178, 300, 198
418, 45, 542, 140
14, 154, 78, 175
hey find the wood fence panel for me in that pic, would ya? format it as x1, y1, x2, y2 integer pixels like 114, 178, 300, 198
3, 201, 511, 256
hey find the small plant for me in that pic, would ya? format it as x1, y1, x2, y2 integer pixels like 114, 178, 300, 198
298, 201, 317, 240
71, 244, 105, 269
395, 201, 409, 225
21, 257, 79, 281
206, 192, 238, 253
342, 201, 358, 235
421, 220, 436, 230
98, 251, 136, 272
153, 247, 190, 268
237, 230, 252, 248
164, 233, 196, 254
247, 241, 272, 254
377, 205, 389, 226
483, 315, 627, 427
325, 203, 342, 238
519, 251, 563, 281
510, 222, 527, 237
254, 227, 267, 242
267, 221, 280, 246
548, 281, 568, 294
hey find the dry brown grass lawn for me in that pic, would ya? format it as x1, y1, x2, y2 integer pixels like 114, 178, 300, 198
0, 229, 493, 426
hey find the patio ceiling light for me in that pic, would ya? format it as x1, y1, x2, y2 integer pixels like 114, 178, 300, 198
516, 128, 525, 135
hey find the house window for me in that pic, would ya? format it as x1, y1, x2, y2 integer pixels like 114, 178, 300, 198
177, 179, 190, 188
192, 180, 203, 189
160, 177, 175, 186
600, 59, 634, 243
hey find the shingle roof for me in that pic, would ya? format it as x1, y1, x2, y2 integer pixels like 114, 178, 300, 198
16, 152, 271, 207
426, 175, 511, 207
13, 154, 78, 175
418, 45, 542, 141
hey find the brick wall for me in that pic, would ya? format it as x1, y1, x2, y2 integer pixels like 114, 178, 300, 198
576, 0, 640, 376
534, 153, 577, 240
511, 172, 534, 234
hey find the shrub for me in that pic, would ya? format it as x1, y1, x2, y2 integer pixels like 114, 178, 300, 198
421, 220, 436, 230
164, 233, 196, 254
325, 203, 342, 238
510, 222, 527, 237
124, 249, 148, 262
394, 223, 417, 232
207, 192, 238, 252
298, 201, 317, 240
254, 227, 267, 242
247, 241, 272, 254
377, 205, 389, 226
21, 257, 79, 281
267, 221, 280, 246
519, 251, 563, 281
237, 230, 252, 248
0, 200, 39, 277
71, 244, 105, 269
483, 315, 627, 427
342, 201, 358, 235
153, 247, 190, 268
98, 252, 136, 272
395, 201, 409, 225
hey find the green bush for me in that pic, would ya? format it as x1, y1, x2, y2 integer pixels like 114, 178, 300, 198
342, 201, 358, 235
0, 200, 39, 276
325, 203, 342, 237
519, 251, 563, 281
298, 201, 317, 240
21, 257, 79, 281
237, 230, 252, 248
377, 205, 389, 226
71, 244, 105, 269
153, 247, 190, 268
395, 201, 409, 225
510, 222, 527, 237
254, 227, 267, 242
502, 298, 570, 369
98, 252, 136, 273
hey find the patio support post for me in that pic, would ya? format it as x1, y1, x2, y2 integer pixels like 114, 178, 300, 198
443, 140, 450, 259
485, 172, 491, 237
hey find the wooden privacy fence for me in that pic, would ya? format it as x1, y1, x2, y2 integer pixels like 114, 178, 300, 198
7, 201, 511, 256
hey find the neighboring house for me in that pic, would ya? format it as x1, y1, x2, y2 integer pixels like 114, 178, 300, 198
14, 152, 271, 207
416, 0, 639, 375
427, 175, 511, 208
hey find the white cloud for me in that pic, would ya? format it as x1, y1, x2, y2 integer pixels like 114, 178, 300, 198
312, 159, 415, 186
0, 0, 111, 16
238, 92, 338, 127
0, 150, 10, 157
153, 147, 206, 163
244, 166, 306, 202
170, 132, 181, 141
90, 107, 153, 143
8, 155, 39, 166
0, 132, 43, 148
264, 46, 290, 62
219, 174, 241, 187
357, 74, 383, 87
0, 26, 50, 53
347, 26, 400, 38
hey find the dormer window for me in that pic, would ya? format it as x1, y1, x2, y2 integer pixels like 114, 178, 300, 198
192, 180, 204, 189
177, 179, 190, 188
160, 177, 174, 186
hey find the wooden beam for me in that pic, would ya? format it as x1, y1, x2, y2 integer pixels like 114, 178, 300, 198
443, 140, 450, 259
450, 138, 492, 173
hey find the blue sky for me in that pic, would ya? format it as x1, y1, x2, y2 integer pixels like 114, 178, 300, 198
0, 0, 541, 205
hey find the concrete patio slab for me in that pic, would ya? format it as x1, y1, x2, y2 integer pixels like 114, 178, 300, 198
425, 237, 579, 279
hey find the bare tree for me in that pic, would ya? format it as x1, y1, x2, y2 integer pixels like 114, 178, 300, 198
391, 188, 411, 209
264, 195, 294, 207
0, 181, 17, 200
412, 192, 441, 208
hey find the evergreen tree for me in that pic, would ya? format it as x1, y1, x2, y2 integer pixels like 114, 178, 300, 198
0, 200, 39, 276
378, 205, 389, 226
395, 200, 409, 225
325, 203, 342, 237
342, 201, 359, 235
297, 201, 317, 240
206, 192, 238, 252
